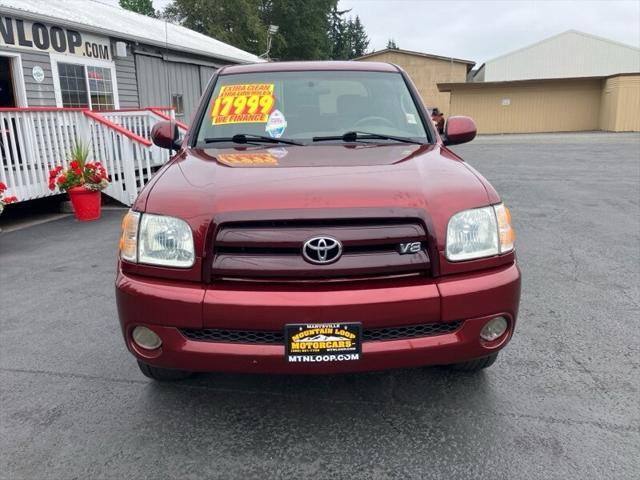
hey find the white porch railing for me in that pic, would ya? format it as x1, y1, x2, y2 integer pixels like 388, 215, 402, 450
0, 107, 188, 206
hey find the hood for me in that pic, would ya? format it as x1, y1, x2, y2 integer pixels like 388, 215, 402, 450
140, 143, 493, 249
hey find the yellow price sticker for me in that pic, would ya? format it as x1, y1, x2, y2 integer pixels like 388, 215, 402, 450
216, 153, 279, 167
211, 84, 275, 125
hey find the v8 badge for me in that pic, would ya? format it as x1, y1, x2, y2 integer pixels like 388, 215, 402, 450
398, 242, 422, 254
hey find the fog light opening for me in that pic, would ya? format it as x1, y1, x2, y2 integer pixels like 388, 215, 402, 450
480, 316, 508, 342
132, 326, 162, 350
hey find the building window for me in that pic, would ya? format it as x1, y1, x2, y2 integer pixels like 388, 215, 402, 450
88, 67, 115, 111
172, 94, 184, 116
59, 63, 89, 108
57, 62, 115, 111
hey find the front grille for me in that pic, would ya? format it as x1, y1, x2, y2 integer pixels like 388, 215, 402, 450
182, 329, 284, 344
212, 217, 431, 280
180, 321, 462, 345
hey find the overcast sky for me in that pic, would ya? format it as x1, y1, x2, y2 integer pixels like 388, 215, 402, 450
101, 0, 640, 65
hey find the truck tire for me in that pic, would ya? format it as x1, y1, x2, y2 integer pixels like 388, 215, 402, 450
137, 361, 193, 381
449, 353, 499, 372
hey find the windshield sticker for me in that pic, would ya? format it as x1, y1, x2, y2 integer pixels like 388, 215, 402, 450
211, 83, 275, 125
265, 109, 287, 138
216, 152, 279, 167
405, 113, 417, 124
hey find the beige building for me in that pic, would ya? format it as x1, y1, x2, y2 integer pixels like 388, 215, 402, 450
355, 48, 475, 117
439, 73, 640, 134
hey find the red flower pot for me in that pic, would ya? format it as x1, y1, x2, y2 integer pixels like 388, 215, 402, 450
68, 186, 101, 221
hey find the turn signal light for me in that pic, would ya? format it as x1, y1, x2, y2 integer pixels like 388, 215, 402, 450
120, 210, 140, 262
495, 204, 515, 253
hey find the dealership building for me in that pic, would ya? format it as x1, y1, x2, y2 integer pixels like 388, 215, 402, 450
0, 0, 260, 118
0, 0, 260, 206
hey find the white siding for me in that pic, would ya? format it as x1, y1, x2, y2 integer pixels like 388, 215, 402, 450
485, 31, 640, 82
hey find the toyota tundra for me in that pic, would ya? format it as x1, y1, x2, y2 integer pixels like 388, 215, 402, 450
116, 61, 521, 380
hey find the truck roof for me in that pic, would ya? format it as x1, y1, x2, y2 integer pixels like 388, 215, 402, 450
220, 61, 400, 75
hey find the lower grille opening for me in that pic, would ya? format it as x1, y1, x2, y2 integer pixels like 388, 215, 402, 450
180, 321, 463, 345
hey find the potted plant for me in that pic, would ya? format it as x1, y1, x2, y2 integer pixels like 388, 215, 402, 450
48, 142, 109, 222
0, 181, 18, 216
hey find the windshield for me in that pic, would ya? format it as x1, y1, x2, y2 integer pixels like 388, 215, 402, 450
194, 70, 430, 145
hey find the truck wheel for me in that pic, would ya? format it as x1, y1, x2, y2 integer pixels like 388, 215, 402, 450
137, 361, 193, 381
449, 353, 499, 372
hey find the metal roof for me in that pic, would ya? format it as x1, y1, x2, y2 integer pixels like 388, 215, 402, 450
481, 30, 640, 82
0, 0, 262, 64
356, 48, 475, 67
437, 72, 640, 92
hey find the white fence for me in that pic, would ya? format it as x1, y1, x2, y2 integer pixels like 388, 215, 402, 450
0, 107, 188, 206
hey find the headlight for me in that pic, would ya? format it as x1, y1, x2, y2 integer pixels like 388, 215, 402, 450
446, 204, 515, 261
119, 210, 195, 268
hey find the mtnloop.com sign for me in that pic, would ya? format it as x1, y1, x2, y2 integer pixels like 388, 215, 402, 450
0, 16, 111, 60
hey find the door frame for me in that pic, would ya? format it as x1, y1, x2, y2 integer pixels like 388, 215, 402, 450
0, 51, 28, 107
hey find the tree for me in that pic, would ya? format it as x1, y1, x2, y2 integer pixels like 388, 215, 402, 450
328, 10, 369, 59
119, 0, 157, 17
328, 5, 351, 60
164, 0, 266, 55
387, 38, 398, 49
347, 16, 369, 58
263, 0, 337, 60
162, 0, 369, 60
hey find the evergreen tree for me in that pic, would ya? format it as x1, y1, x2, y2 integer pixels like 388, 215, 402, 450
262, 0, 337, 60
349, 16, 369, 57
387, 38, 398, 49
162, 0, 370, 60
164, 0, 266, 55
329, 5, 351, 60
120, 0, 157, 17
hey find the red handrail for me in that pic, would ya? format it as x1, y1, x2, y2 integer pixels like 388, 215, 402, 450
148, 108, 189, 131
83, 110, 152, 147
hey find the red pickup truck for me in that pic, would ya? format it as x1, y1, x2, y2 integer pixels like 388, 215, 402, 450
116, 61, 520, 380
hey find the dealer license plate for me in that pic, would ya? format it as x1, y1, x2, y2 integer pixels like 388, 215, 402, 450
285, 322, 362, 363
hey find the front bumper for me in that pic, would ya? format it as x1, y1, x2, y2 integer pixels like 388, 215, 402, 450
116, 262, 521, 374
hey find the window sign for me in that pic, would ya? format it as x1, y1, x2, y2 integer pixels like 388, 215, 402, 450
0, 16, 111, 61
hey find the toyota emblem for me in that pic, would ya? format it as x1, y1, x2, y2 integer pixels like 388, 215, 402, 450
302, 236, 343, 264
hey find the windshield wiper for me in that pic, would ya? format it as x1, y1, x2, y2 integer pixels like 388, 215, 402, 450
312, 131, 423, 145
204, 134, 304, 146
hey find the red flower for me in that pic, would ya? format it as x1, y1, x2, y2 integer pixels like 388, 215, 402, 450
3, 196, 17, 204
0, 182, 6, 192
70, 160, 79, 169
57, 175, 66, 185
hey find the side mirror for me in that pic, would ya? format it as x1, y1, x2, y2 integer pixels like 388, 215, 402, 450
443, 116, 477, 146
151, 120, 181, 150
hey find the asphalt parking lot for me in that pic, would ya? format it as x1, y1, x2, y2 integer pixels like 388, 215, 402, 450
1, 132, 639, 479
